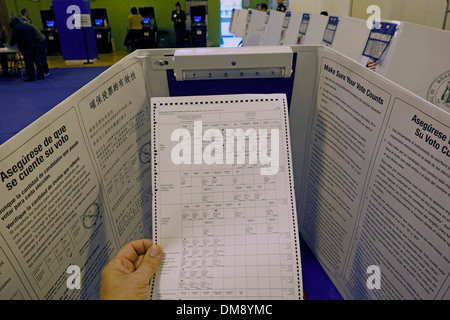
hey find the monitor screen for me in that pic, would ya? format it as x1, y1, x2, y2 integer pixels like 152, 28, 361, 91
193, 16, 202, 23
46, 20, 55, 28
95, 19, 103, 26
142, 17, 151, 25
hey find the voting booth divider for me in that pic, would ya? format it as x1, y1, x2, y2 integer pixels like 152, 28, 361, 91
0, 44, 448, 300
242, 9, 267, 46
298, 13, 329, 45
230, 9, 450, 112
229, 8, 239, 36
361, 21, 450, 109
230, 8, 248, 39
279, 11, 303, 46
320, 15, 370, 63
259, 10, 286, 46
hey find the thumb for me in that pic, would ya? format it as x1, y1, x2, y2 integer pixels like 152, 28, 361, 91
136, 244, 162, 278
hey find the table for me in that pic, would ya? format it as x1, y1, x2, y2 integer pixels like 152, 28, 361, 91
0, 47, 24, 76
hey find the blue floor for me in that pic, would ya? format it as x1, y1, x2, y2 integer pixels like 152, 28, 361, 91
0, 66, 108, 145
0, 65, 343, 300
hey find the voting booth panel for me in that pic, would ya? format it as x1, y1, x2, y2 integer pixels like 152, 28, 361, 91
324, 16, 370, 62
298, 49, 450, 302
279, 11, 303, 45
231, 8, 248, 39
369, 22, 450, 111
359, 20, 401, 73
359, 20, 399, 79
298, 13, 328, 45
259, 10, 286, 46
321, 16, 339, 46
242, 9, 267, 46
0, 55, 151, 299
229, 8, 238, 35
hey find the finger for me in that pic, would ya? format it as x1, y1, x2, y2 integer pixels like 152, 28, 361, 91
135, 244, 162, 278
115, 239, 153, 263
133, 254, 145, 269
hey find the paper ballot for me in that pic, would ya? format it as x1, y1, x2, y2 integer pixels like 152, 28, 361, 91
150, 94, 303, 300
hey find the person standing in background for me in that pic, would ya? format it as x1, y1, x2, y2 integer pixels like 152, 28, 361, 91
33, 25, 50, 76
127, 7, 143, 52
171, 2, 186, 48
276, 0, 287, 12
21, 18, 50, 77
19, 8, 32, 24
9, 17, 44, 81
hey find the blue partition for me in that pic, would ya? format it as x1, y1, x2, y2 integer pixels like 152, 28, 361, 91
52, 0, 98, 61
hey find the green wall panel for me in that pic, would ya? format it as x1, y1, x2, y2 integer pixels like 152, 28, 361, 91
242, 0, 269, 10
5, 0, 221, 51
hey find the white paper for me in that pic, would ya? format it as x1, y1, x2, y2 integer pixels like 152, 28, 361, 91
74, 14, 92, 28
151, 94, 303, 300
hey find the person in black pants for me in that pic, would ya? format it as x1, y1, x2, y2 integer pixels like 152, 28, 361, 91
171, 2, 186, 48
22, 20, 50, 76
126, 7, 143, 52
38, 37, 50, 76
9, 17, 43, 81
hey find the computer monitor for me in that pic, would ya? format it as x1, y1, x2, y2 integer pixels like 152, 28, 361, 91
40, 10, 56, 28
91, 8, 109, 26
190, 5, 205, 24
139, 7, 156, 25
45, 20, 55, 28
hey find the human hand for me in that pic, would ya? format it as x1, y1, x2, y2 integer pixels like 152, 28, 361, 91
100, 239, 162, 300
